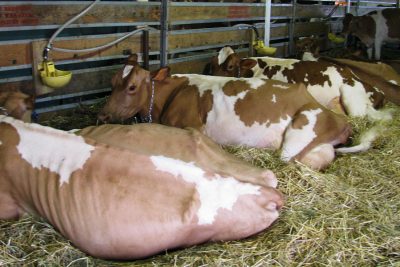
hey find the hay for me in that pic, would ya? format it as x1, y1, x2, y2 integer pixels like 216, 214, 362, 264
1, 103, 399, 266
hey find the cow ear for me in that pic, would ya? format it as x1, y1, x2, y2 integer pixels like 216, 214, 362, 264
240, 59, 257, 70
151, 67, 170, 81
24, 96, 35, 109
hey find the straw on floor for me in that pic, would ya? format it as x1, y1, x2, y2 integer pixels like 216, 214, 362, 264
1, 102, 399, 266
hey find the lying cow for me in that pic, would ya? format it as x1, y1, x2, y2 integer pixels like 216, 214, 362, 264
0, 115, 283, 260
0, 90, 34, 122
97, 54, 362, 170
342, 9, 400, 60
208, 46, 397, 120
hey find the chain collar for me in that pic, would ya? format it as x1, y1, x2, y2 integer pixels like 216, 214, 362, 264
0, 106, 8, 116
141, 79, 155, 123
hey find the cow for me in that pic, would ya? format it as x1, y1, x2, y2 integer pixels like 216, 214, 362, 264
0, 115, 283, 260
96, 54, 365, 170
0, 90, 34, 122
342, 9, 400, 60
208, 46, 398, 120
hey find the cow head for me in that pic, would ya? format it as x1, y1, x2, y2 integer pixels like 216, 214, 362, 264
342, 13, 354, 34
98, 54, 169, 123
208, 47, 259, 78
208, 46, 241, 77
0, 91, 34, 122
295, 36, 320, 58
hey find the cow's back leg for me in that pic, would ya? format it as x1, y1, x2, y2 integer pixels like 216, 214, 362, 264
187, 128, 278, 188
0, 192, 21, 220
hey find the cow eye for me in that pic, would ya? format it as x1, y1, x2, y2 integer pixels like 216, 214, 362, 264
227, 64, 234, 71
128, 85, 136, 92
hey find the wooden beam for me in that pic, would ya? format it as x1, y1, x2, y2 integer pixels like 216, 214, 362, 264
0, 2, 160, 29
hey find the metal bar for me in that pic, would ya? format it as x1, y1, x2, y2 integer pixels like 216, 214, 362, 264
264, 0, 272, 47
397, 0, 399, 8
35, 88, 111, 103
160, 0, 169, 67
289, 1, 296, 57
35, 98, 105, 114
142, 30, 149, 70
346, 0, 351, 13
0, 22, 161, 32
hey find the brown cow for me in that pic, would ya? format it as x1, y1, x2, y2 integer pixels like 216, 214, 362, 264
0, 116, 283, 259
0, 91, 34, 122
342, 9, 400, 60
209, 47, 398, 120
97, 55, 359, 170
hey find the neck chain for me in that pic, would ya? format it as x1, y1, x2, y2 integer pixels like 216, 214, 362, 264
0, 106, 8, 116
141, 80, 155, 123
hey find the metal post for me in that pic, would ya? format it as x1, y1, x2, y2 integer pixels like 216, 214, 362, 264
160, 0, 169, 67
397, 0, 399, 8
346, 0, 351, 14
264, 0, 272, 47
289, 0, 297, 57
142, 30, 149, 70
356, 0, 360, 16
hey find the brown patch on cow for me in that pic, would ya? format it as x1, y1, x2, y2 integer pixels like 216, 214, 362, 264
257, 59, 267, 69
290, 113, 309, 130
160, 84, 213, 130
222, 80, 249, 96
234, 81, 310, 127
263, 65, 282, 79
349, 16, 376, 46
382, 8, 400, 39
279, 61, 333, 87
200, 90, 213, 125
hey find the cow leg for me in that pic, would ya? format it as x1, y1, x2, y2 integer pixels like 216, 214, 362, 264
0, 193, 20, 220
297, 143, 335, 170
367, 47, 373, 59
327, 96, 346, 115
188, 129, 278, 188
374, 38, 382, 60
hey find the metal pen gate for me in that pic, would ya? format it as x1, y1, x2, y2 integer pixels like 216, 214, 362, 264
0, 0, 397, 117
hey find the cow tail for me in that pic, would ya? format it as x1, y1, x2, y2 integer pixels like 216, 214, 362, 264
335, 125, 383, 154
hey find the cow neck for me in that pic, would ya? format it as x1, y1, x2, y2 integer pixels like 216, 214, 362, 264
146, 76, 187, 123
140, 80, 155, 123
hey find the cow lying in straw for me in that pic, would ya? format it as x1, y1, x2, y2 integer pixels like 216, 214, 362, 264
97, 55, 374, 170
208, 47, 399, 121
0, 90, 34, 122
0, 116, 282, 259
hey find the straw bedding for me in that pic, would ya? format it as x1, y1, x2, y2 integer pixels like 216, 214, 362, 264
1, 102, 399, 266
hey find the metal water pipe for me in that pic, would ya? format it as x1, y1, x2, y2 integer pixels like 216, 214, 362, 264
264, 0, 272, 47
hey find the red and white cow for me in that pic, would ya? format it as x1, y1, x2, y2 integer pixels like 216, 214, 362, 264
342, 9, 400, 60
209, 47, 399, 120
0, 116, 282, 259
0, 90, 34, 122
97, 55, 368, 170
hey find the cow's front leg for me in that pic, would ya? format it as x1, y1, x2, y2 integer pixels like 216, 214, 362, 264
374, 38, 383, 60
367, 46, 373, 59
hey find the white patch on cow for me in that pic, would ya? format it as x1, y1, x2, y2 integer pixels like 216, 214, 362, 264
306, 66, 342, 107
281, 108, 322, 161
0, 140, 2, 146
173, 74, 265, 96
249, 57, 298, 83
0, 115, 94, 185
302, 52, 318, 61
388, 80, 398, 85
217, 47, 235, 65
150, 155, 261, 225
273, 84, 289, 89
340, 80, 375, 117
271, 94, 277, 103
122, 65, 134, 79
